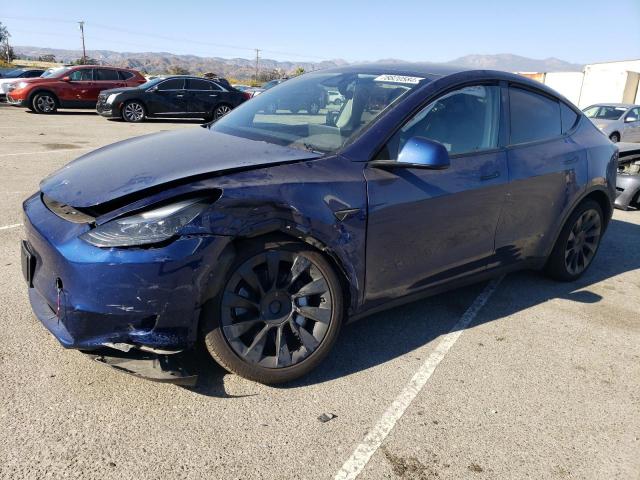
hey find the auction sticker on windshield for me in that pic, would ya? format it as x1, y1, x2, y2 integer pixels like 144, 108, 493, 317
374, 74, 424, 84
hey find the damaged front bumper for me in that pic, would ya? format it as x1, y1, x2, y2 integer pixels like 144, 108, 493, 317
22, 193, 232, 355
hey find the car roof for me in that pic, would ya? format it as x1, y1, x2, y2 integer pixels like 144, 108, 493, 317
318, 62, 576, 103
586, 103, 637, 108
318, 62, 558, 85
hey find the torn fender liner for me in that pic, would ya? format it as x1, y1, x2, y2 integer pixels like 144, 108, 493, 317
85, 348, 198, 386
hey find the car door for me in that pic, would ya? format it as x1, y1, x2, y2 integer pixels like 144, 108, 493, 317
93, 68, 125, 98
185, 78, 222, 116
364, 84, 508, 304
494, 86, 587, 264
65, 68, 94, 104
622, 107, 640, 141
145, 78, 188, 116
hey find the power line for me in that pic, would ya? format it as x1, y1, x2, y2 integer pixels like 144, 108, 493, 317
254, 48, 260, 84
2, 15, 327, 61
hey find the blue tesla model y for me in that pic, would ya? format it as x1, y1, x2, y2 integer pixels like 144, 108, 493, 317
22, 64, 617, 384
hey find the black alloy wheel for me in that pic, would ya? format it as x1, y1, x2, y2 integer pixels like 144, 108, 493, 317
564, 208, 602, 276
202, 240, 343, 384
545, 200, 603, 281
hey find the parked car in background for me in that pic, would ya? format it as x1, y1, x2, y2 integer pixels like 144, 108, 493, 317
0, 69, 45, 101
326, 89, 344, 105
233, 84, 262, 98
97, 76, 251, 122
6, 65, 146, 113
582, 103, 640, 142
21, 64, 615, 385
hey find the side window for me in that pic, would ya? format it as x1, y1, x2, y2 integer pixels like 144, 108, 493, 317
69, 69, 93, 81
95, 69, 120, 81
188, 79, 213, 90
118, 71, 134, 80
158, 79, 184, 90
560, 102, 579, 134
26, 70, 43, 78
509, 87, 561, 144
382, 85, 501, 158
626, 107, 640, 121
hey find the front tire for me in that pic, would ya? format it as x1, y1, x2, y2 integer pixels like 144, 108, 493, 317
121, 101, 146, 122
202, 239, 344, 384
544, 200, 603, 281
31, 92, 57, 114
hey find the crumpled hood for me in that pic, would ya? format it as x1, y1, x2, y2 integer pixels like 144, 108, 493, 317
40, 128, 320, 208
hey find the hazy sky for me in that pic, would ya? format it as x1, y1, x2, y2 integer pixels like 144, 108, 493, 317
2, 0, 639, 64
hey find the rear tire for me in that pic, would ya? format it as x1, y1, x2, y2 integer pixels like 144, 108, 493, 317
201, 238, 344, 384
31, 92, 57, 114
544, 200, 603, 281
212, 103, 232, 120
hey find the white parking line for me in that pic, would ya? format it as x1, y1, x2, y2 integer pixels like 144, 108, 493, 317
334, 276, 504, 480
0, 223, 23, 231
0, 148, 92, 157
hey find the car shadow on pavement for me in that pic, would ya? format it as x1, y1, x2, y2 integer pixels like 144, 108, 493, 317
190, 217, 639, 396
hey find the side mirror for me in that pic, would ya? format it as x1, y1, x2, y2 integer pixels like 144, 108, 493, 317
371, 137, 450, 170
62, 76, 71, 82
147, 86, 158, 93
625, 115, 638, 123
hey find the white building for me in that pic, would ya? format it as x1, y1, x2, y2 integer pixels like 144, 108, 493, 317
518, 59, 640, 109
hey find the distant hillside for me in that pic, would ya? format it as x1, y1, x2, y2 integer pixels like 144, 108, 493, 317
13, 46, 583, 80
445, 54, 583, 72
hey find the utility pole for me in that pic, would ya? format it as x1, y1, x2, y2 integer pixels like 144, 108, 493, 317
254, 48, 260, 85
78, 21, 86, 64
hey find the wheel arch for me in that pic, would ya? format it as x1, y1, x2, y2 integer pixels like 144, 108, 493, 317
544, 186, 613, 259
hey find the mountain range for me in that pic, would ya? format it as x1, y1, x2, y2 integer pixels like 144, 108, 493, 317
14, 46, 584, 80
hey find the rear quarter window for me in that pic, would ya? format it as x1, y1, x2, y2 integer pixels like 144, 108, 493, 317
509, 87, 561, 144
119, 71, 134, 80
560, 103, 579, 134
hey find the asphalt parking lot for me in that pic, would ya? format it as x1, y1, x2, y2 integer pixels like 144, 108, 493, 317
0, 103, 639, 480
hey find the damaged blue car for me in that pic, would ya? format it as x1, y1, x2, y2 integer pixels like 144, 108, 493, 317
22, 64, 616, 384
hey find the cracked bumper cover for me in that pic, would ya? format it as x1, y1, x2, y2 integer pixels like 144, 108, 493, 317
23, 193, 231, 351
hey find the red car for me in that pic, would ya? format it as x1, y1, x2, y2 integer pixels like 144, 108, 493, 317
7, 65, 146, 114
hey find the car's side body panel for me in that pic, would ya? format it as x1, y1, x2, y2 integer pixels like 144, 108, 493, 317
363, 150, 508, 305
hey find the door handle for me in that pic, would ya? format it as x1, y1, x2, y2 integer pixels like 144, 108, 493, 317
480, 171, 500, 181
209, 94, 218, 97
176, 94, 185, 98
563, 156, 578, 165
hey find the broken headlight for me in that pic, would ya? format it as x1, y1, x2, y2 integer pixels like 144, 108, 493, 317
80, 198, 208, 247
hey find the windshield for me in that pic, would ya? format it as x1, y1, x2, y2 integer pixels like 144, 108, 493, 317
137, 78, 165, 89
42, 67, 73, 78
583, 105, 627, 120
211, 71, 427, 153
